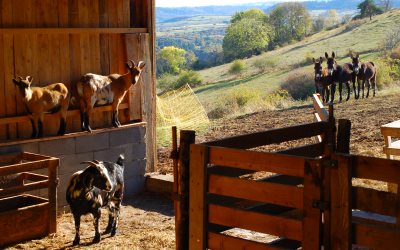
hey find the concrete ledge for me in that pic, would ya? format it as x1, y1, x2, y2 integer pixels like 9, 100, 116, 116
145, 173, 173, 198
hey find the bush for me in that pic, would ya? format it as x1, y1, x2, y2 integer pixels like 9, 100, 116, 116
252, 57, 278, 73
344, 19, 366, 32
229, 59, 246, 75
381, 28, 400, 52
156, 73, 179, 93
281, 70, 315, 100
208, 97, 239, 119
375, 59, 400, 87
176, 70, 203, 89
230, 85, 259, 107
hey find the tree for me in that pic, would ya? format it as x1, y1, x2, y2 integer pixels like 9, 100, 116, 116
355, 0, 383, 20
269, 3, 312, 46
325, 9, 339, 28
231, 8, 268, 24
157, 46, 188, 75
380, 0, 393, 12
223, 17, 273, 61
313, 14, 326, 33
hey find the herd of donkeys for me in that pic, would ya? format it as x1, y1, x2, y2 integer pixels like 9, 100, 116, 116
313, 52, 377, 103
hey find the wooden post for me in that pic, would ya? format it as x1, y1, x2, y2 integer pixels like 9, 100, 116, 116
337, 119, 351, 154
173, 129, 196, 250
189, 144, 208, 250
48, 157, 59, 234
328, 104, 336, 151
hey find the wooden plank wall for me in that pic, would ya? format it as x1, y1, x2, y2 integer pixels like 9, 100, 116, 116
0, 0, 154, 143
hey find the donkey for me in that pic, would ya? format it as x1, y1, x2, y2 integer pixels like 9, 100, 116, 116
325, 52, 355, 103
350, 53, 377, 99
313, 57, 331, 103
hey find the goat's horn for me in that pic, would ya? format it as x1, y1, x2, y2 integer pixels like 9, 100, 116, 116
18, 76, 23, 80
129, 59, 136, 67
80, 161, 99, 167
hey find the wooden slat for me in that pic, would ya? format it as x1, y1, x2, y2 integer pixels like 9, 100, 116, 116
353, 186, 397, 217
208, 204, 302, 241
189, 144, 209, 250
0, 159, 51, 176
383, 147, 400, 156
277, 142, 325, 157
22, 152, 52, 161
208, 232, 280, 250
209, 147, 306, 177
0, 34, 7, 140
312, 93, 328, 122
353, 222, 400, 250
0, 152, 21, 166
302, 160, 322, 250
48, 158, 58, 233
352, 155, 400, 184
208, 175, 303, 209
330, 155, 351, 250
22, 172, 48, 182
0, 180, 48, 197
204, 122, 328, 149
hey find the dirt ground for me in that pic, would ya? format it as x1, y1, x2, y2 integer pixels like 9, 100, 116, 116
6, 93, 400, 249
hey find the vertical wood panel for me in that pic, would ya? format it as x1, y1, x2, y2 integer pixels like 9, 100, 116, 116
302, 160, 322, 250
0, 35, 6, 140
3, 34, 17, 139
1, 0, 13, 28
189, 144, 208, 250
36, 0, 58, 27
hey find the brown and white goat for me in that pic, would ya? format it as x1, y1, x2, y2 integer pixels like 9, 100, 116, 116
13, 76, 69, 138
74, 60, 145, 132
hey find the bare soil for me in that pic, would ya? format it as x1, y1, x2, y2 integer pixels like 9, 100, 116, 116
6, 93, 400, 249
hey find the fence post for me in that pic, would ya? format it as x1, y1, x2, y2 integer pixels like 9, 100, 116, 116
328, 104, 336, 151
48, 157, 59, 234
337, 119, 351, 154
189, 144, 209, 250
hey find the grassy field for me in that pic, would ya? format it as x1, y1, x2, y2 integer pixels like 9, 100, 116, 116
157, 15, 229, 35
194, 10, 400, 112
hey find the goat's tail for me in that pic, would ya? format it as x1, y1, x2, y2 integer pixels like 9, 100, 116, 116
116, 154, 125, 166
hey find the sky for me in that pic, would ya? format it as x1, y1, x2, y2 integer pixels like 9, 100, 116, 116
156, 0, 305, 7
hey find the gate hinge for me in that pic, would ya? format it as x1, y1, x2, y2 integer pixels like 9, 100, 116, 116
321, 159, 338, 168
312, 199, 329, 211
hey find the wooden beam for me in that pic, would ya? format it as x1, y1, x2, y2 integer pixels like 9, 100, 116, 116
0, 28, 148, 34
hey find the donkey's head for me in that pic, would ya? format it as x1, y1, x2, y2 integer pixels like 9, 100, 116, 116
126, 60, 146, 86
325, 52, 336, 76
351, 53, 361, 75
313, 57, 324, 82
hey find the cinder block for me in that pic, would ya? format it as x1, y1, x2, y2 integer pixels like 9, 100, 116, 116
109, 127, 143, 147
131, 143, 146, 160
145, 174, 173, 196
19, 142, 40, 154
93, 145, 131, 163
39, 138, 75, 156
124, 159, 146, 180
59, 152, 94, 175
76, 133, 109, 153
124, 175, 145, 198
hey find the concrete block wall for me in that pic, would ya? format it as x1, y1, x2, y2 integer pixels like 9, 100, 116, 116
0, 124, 147, 208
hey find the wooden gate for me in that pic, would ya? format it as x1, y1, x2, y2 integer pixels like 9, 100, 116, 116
189, 121, 330, 249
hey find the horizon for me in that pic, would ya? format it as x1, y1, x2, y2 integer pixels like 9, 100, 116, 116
156, 0, 309, 8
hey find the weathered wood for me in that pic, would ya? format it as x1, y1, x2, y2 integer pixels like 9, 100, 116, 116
208, 232, 280, 250
352, 186, 397, 217
208, 204, 302, 241
313, 93, 329, 122
353, 222, 400, 250
278, 142, 325, 157
48, 158, 58, 234
189, 144, 209, 250
208, 175, 303, 209
302, 160, 322, 250
352, 155, 400, 184
0, 179, 48, 197
176, 130, 195, 250
204, 122, 328, 149
208, 147, 306, 177
330, 155, 351, 250
0, 160, 51, 176
336, 119, 351, 154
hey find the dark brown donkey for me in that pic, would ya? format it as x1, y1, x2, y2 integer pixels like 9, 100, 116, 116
351, 53, 377, 99
325, 52, 355, 103
313, 57, 331, 103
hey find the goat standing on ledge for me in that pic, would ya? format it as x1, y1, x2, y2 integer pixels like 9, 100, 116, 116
66, 155, 125, 245
13, 76, 69, 138
75, 60, 145, 132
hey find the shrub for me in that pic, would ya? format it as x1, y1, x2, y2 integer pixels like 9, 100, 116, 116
263, 89, 293, 109
207, 97, 239, 119
344, 19, 366, 32
281, 70, 315, 100
230, 84, 259, 107
156, 73, 179, 93
381, 28, 400, 52
176, 70, 203, 89
229, 59, 246, 75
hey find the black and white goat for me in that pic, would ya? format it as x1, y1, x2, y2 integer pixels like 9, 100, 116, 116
66, 155, 125, 245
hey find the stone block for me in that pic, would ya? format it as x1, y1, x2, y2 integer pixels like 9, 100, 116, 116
124, 175, 145, 198
109, 126, 143, 147
76, 133, 109, 153
131, 143, 146, 160
93, 145, 132, 163
39, 138, 75, 156
58, 152, 94, 175
124, 159, 146, 180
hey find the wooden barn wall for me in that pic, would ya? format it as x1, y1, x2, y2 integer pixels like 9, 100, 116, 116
0, 0, 155, 149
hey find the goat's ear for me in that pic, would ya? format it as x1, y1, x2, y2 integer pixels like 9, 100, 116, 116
325, 52, 329, 59
137, 61, 146, 70
12, 78, 20, 85
126, 61, 133, 69
26, 76, 33, 84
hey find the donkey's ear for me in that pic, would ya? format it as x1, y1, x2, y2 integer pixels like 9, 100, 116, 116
325, 52, 329, 59
320, 57, 323, 62
312, 58, 316, 63
332, 52, 336, 58
356, 53, 359, 59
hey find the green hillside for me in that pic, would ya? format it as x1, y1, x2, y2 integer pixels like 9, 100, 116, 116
193, 10, 400, 112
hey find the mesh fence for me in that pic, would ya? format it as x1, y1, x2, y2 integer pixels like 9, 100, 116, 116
156, 84, 210, 146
